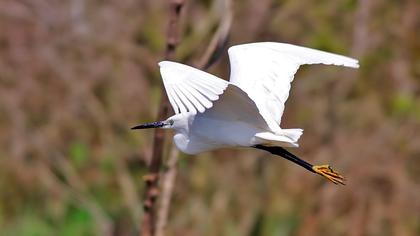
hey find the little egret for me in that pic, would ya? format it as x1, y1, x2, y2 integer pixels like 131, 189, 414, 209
133, 42, 359, 185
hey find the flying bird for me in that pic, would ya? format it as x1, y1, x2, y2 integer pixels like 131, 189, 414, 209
133, 42, 359, 185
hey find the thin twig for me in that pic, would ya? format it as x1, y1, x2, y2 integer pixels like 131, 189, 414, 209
141, 1, 184, 236
196, 0, 232, 70
155, 145, 179, 236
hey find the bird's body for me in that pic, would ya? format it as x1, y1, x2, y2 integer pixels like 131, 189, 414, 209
171, 85, 301, 154
133, 42, 359, 184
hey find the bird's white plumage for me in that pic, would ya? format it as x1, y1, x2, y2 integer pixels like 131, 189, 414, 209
156, 43, 359, 153
159, 61, 228, 115
228, 42, 359, 131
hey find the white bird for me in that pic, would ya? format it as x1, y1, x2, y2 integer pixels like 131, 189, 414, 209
133, 42, 359, 184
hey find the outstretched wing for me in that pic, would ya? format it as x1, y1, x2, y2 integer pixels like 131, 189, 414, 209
159, 61, 228, 115
228, 42, 359, 131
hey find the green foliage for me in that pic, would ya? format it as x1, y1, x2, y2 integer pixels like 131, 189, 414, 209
69, 141, 89, 168
134, 10, 165, 53
310, 29, 346, 54
250, 212, 300, 236
3, 212, 53, 236
390, 93, 420, 120
58, 206, 94, 236
263, 214, 300, 236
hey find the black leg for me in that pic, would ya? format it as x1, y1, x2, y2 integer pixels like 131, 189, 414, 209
254, 145, 346, 185
254, 145, 315, 173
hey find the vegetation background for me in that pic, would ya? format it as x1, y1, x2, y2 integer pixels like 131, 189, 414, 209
0, 0, 419, 235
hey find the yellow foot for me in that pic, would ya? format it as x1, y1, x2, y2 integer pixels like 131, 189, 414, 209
312, 165, 345, 185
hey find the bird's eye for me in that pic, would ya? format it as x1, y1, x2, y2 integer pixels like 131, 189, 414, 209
169, 120, 174, 126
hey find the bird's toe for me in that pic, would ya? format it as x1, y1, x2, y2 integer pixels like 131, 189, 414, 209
312, 164, 345, 185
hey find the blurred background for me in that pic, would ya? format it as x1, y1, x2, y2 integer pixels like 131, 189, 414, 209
1, 0, 419, 235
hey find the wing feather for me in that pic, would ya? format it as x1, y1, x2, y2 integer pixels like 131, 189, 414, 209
187, 79, 220, 99
168, 86, 187, 113
173, 85, 196, 114
159, 61, 228, 114
166, 86, 180, 113
228, 42, 359, 131
179, 85, 206, 113
182, 82, 212, 109
184, 81, 214, 107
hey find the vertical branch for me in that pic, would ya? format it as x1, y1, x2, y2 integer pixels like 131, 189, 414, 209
352, 0, 373, 58
155, 1, 232, 235
141, 1, 184, 236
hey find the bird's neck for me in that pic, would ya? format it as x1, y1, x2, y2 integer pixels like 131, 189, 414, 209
169, 113, 195, 154
173, 133, 190, 153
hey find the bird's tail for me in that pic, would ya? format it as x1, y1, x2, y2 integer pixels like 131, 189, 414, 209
278, 128, 304, 143
254, 129, 303, 147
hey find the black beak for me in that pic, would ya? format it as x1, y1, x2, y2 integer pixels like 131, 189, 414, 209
131, 121, 165, 130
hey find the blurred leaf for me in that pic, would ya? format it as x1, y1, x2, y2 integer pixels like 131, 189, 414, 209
226, 220, 241, 236
69, 141, 89, 168
100, 154, 115, 174
261, 213, 300, 236
59, 206, 94, 236
134, 11, 165, 53
2, 212, 53, 236
309, 30, 345, 54
343, 0, 357, 10
391, 93, 416, 118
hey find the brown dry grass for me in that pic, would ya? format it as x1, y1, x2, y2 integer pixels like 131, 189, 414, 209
0, 0, 419, 235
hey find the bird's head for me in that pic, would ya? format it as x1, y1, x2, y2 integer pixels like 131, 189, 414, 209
131, 113, 190, 133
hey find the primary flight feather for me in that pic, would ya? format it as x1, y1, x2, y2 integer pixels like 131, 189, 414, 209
133, 42, 359, 185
